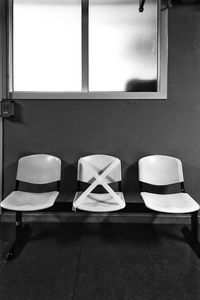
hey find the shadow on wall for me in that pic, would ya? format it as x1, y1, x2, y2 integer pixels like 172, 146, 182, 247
61, 159, 142, 194
3, 159, 141, 197
4, 158, 200, 205
60, 161, 77, 193
181, 160, 200, 200
3, 161, 18, 197
176, 0, 200, 5
122, 161, 139, 193
173, 0, 200, 10
3, 159, 77, 198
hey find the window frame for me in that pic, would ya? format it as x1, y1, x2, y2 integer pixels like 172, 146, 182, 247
7, 0, 168, 100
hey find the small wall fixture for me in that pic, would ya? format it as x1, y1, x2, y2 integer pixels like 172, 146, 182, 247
0, 99, 15, 118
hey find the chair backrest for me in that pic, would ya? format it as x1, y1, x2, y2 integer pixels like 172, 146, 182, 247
138, 155, 184, 185
16, 154, 61, 184
77, 154, 122, 183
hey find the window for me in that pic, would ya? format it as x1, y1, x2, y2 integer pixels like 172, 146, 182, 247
9, 0, 168, 99
13, 0, 81, 92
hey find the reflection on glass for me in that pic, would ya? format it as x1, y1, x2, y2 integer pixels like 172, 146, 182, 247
13, 0, 81, 92
89, 0, 157, 92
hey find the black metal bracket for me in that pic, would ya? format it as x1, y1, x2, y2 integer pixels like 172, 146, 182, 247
139, 0, 145, 12
161, 0, 173, 11
139, 0, 172, 12
0, 99, 14, 118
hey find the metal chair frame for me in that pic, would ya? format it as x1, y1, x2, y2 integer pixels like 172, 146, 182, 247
139, 155, 199, 257
1, 155, 61, 260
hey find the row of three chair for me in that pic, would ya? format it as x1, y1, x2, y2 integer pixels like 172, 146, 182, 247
1, 153, 199, 260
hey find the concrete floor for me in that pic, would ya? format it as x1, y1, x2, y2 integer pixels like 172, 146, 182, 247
0, 223, 200, 300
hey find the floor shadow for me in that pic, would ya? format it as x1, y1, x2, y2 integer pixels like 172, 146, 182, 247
2, 225, 32, 261
181, 226, 200, 258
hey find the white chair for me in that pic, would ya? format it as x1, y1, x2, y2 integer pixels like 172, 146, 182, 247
139, 155, 199, 240
1, 154, 61, 260
72, 154, 126, 212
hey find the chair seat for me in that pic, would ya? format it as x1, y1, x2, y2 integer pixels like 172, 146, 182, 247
73, 192, 126, 212
141, 192, 200, 214
0, 191, 59, 211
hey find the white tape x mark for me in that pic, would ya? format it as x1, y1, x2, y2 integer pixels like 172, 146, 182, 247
73, 159, 124, 210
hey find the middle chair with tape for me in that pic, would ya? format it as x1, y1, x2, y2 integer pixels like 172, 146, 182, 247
72, 155, 126, 212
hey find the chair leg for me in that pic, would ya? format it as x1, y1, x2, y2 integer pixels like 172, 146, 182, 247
6, 212, 32, 261
0, 214, 2, 263
16, 211, 22, 235
181, 211, 200, 258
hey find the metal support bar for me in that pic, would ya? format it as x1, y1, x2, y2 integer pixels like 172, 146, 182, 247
77, 181, 81, 191
139, 181, 142, 193
57, 180, 60, 192
181, 212, 200, 258
191, 211, 198, 241
82, 0, 89, 92
118, 181, 122, 192
16, 211, 22, 234
180, 182, 185, 193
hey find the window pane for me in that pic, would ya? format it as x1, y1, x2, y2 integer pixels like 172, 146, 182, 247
89, 0, 158, 92
13, 0, 81, 92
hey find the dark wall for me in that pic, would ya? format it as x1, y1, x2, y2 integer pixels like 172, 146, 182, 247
3, 1, 200, 202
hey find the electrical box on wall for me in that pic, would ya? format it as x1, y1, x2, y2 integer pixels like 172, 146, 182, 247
0, 100, 15, 118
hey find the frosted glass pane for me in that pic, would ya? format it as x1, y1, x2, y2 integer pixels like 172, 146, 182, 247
89, 0, 158, 92
13, 0, 81, 92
